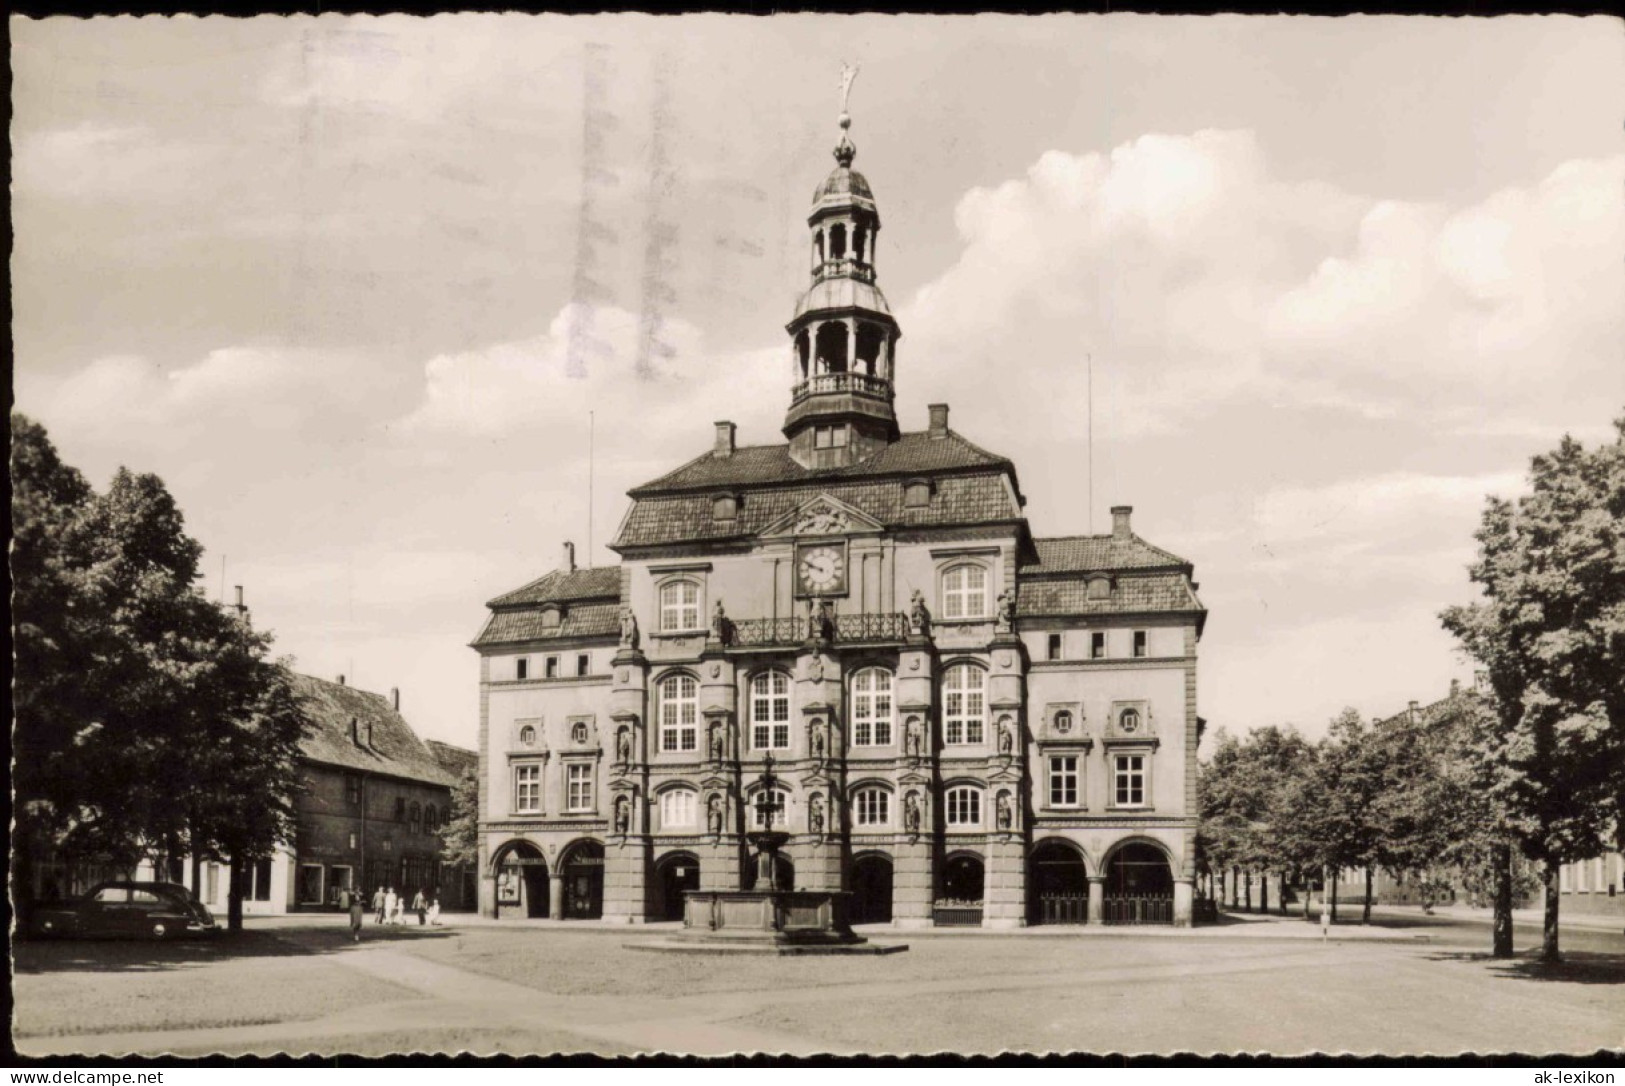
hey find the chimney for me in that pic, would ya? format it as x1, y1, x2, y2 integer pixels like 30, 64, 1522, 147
337, 674, 347, 686
1111, 506, 1133, 540
1408, 700, 1420, 721
365, 722, 373, 747
1450, 678, 1461, 698
714, 420, 737, 457
391, 687, 400, 712
350, 716, 361, 745
562, 541, 576, 572
927, 404, 950, 439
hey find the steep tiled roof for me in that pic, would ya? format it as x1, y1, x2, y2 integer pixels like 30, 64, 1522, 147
614, 473, 1020, 550
1024, 534, 1191, 574
471, 600, 621, 648
486, 566, 620, 608
1016, 573, 1204, 619
425, 739, 477, 781
628, 430, 1013, 495
291, 673, 456, 788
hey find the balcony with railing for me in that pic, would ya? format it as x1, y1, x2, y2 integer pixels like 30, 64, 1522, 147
790, 372, 893, 404
727, 611, 911, 649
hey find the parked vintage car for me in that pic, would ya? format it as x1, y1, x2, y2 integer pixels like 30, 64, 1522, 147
31, 881, 219, 940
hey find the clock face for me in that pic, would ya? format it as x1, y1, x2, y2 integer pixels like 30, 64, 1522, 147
797, 544, 847, 595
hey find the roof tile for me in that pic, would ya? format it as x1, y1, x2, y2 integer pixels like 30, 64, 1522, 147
472, 601, 621, 647
291, 673, 456, 787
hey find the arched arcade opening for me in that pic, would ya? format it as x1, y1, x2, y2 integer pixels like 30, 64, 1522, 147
1105, 841, 1175, 925
1028, 839, 1089, 925
491, 840, 548, 920
560, 839, 605, 920
653, 851, 700, 922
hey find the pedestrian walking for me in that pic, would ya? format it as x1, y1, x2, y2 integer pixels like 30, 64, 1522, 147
372, 885, 386, 925
428, 895, 442, 926
384, 886, 398, 925
348, 889, 365, 942
412, 888, 427, 926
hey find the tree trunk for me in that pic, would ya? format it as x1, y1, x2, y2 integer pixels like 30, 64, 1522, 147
1260, 872, 1270, 915
1541, 857, 1562, 963
1330, 876, 1339, 923
228, 854, 245, 933
1230, 866, 1239, 909
1279, 871, 1289, 916
1492, 842, 1514, 959
1362, 865, 1373, 924
1244, 870, 1253, 912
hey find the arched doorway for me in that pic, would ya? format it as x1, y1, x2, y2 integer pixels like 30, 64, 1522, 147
850, 853, 894, 925
1029, 839, 1089, 925
653, 852, 700, 922
560, 840, 604, 920
937, 852, 985, 927
491, 840, 548, 919
1105, 841, 1175, 925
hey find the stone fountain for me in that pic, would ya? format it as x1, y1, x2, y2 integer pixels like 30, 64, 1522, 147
630, 755, 905, 956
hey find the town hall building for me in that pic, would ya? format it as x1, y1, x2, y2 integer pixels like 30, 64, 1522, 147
471, 102, 1208, 928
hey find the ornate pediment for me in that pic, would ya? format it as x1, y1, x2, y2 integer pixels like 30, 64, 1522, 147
760, 493, 884, 540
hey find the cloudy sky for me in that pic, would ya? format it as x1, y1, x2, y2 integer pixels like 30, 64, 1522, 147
12, 14, 1623, 750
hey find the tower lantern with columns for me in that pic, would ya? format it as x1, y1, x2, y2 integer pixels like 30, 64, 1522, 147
785, 66, 902, 470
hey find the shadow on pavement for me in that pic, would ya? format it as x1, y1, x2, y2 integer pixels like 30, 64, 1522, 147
14, 924, 457, 975
1423, 950, 1625, 985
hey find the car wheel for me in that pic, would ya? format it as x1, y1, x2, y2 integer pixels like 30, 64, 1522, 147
151, 921, 170, 939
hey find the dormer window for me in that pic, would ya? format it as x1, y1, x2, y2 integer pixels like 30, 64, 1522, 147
540, 606, 561, 630
713, 494, 739, 522
1086, 576, 1111, 601
904, 479, 931, 509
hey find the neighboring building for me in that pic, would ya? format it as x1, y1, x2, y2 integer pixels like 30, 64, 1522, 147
471, 105, 1208, 928
31, 672, 477, 916
1558, 844, 1625, 919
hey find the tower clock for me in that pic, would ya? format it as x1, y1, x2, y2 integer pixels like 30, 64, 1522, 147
795, 541, 849, 597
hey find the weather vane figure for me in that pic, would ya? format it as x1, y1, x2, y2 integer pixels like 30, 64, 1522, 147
839, 61, 860, 117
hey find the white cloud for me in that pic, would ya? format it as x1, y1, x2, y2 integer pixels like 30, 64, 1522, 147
902, 130, 1624, 442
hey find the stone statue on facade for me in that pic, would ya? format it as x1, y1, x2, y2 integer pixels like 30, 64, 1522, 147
903, 791, 921, 834
618, 606, 640, 650
811, 721, 826, 761
711, 599, 728, 643
998, 717, 1015, 756
809, 794, 825, 835
709, 722, 725, 763
613, 796, 630, 835
905, 716, 923, 758
996, 792, 1013, 831
707, 794, 724, 835
617, 727, 631, 764
908, 590, 929, 636
996, 589, 1016, 633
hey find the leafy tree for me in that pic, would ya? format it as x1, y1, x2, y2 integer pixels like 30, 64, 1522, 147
439, 762, 481, 869
1441, 417, 1625, 962
10, 412, 307, 932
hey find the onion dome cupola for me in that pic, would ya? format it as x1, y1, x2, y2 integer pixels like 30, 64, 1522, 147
785, 64, 902, 470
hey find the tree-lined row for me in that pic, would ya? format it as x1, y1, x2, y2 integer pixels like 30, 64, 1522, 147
1199, 416, 1624, 961
12, 414, 307, 931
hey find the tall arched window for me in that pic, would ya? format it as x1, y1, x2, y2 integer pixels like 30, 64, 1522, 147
660, 788, 697, 829
945, 786, 983, 827
750, 670, 791, 750
424, 805, 438, 833
942, 664, 987, 745
941, 564, 989, 620
853, 786, 890, 827
659, 673, 699, 753
659, 580, 701, 632
408, 802, 422, 835
850, 668, 894, 747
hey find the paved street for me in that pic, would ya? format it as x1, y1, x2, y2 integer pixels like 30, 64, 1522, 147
13, 910, 1622, 1058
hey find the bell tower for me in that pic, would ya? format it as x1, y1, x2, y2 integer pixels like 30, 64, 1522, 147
785, 64, 901, 470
